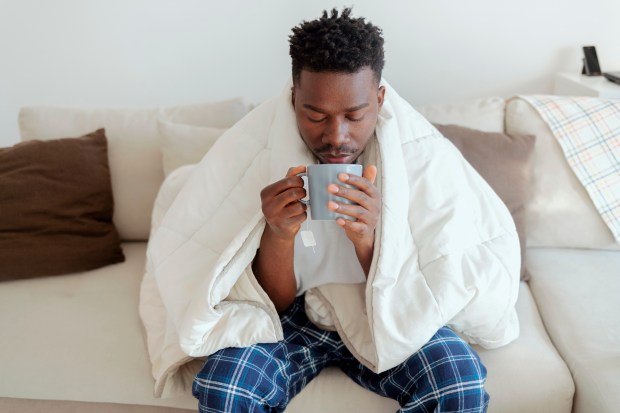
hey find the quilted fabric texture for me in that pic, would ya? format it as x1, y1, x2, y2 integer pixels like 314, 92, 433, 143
435, 123, 536, 280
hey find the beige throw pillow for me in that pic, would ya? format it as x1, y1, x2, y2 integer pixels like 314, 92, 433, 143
158, 119, 227, 176
435, 124, 536, 280
19, 98, 251, 241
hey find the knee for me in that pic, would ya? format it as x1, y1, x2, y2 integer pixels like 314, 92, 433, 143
428, 333, 487, 382
192, 346, 287, 412
418, 328, 489, 410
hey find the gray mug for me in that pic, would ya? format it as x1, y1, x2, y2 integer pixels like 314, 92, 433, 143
298, 164, 363, 220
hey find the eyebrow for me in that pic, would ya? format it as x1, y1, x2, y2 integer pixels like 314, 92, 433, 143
302, 103, 369, 114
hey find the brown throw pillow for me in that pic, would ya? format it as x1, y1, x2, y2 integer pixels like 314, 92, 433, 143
434, 123, 535, 281
0, 129, 125, 281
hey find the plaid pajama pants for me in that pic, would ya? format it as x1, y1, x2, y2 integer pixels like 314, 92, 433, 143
192, 295, 489, 413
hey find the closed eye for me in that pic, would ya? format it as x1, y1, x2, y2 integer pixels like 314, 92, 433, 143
308, 116, 326, 123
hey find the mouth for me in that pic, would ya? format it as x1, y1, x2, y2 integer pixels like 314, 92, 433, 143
321, 153, 355, 164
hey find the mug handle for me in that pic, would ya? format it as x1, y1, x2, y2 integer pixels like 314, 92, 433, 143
296, 172, 309, 205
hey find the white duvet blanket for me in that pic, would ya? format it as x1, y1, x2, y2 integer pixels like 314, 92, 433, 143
140, 81, 521, 397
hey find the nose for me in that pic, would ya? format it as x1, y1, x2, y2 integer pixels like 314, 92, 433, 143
322, 117, 348, 147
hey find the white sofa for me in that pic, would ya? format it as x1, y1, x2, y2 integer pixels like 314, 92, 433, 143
1, 95, 618, 413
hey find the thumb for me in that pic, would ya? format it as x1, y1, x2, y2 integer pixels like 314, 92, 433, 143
363, 165, 377, 184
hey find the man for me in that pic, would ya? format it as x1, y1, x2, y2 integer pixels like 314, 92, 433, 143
184, 8, 519, 413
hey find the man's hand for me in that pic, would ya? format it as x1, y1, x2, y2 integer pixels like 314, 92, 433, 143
254, 165, 306, 313
327, 165, 380, 275
259, 165, 308, 240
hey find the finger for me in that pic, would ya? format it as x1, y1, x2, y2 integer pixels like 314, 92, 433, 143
285, 208, 308, 226
337, 171, 379, 197
286, 165, 307, 177
269, 210, 308, 238
336, 217, 369, 234
328, 180, 379, 211
281, 199, 307, 218
327, 201, 372, 223
261, 174, 305, 199
271, 186, 307, 211
265, 203, 307, 227
263, 165, 305, 198
363, 165, 377, 185
335, 164, 376, 186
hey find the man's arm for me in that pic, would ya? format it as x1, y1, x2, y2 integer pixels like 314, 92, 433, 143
252, 226, 297, 313
253, 165, 307, 313
352, 237, 374, 277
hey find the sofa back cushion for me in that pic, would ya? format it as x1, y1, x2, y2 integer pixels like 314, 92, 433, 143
415, 97, 506, 133
505, 97, 618, 249
158, 119, 227, 177
19, 99, 251, 241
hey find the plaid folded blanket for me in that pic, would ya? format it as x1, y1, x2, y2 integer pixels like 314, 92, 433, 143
522, 95, 620, 242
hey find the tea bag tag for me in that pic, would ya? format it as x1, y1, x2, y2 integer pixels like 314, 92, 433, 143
300, 230, 316, 247
300, 218, 316, 253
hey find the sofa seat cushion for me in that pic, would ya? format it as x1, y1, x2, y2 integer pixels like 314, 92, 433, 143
527, 248, 620, 413
469, 282, 574, 413
290, 282, 574, 413
0, 398, 191, 413
0, 243, 196, 411
1, 246, 572, 413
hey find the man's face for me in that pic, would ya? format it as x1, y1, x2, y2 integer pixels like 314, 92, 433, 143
292, 67, 385, 164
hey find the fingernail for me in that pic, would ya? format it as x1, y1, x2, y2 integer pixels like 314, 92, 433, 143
328, 201, 339, 210
339, 173, 349, 181
327, 184, 338, 193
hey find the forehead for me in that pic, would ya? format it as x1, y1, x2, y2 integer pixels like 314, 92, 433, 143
294, 68, 377, 110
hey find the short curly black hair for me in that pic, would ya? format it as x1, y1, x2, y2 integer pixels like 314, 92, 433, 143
289, 7, 385, 85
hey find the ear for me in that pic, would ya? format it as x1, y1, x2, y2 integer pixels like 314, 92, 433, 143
377, 86, 385, 110
291, 87, 296, 108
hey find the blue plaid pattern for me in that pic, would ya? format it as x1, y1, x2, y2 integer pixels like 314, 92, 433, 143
193, 295, 489, 412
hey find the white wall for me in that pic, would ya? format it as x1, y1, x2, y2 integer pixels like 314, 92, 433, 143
2, 0, 619, 147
